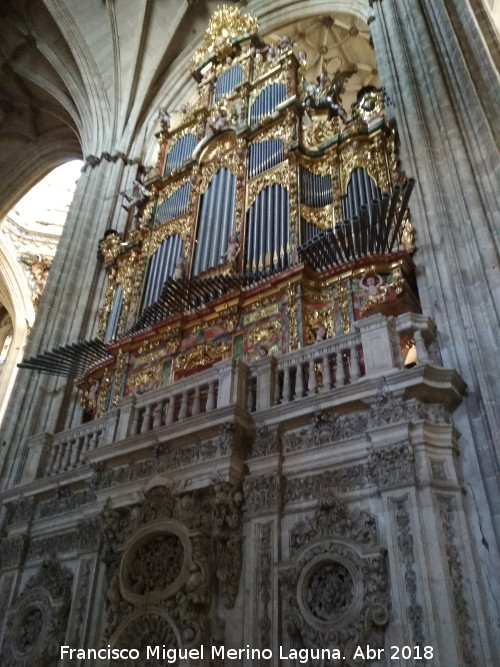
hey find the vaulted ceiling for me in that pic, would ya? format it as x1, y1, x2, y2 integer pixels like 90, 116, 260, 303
0, 0, 377, 219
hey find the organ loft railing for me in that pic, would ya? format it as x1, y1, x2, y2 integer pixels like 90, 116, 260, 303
19, 6, 421, 421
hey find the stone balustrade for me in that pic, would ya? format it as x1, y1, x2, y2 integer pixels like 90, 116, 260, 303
124, 357, 247, 437
21, 313, 438, 482
41, 413, 114, 477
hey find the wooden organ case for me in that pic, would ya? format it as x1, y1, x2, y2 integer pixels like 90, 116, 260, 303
82, 6, 420, 418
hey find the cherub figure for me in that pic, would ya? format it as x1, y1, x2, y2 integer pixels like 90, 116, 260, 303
221, 235, 240, 263
278, 35, 293, 54
173, 257, 185, 280
158, 106, 170, 129
314, 325, 327, 342
121, 178, 149, 217
359, 273, 384, 296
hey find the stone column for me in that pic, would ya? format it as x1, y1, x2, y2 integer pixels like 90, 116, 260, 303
0, 158, 137, 490
369, 0, 500, 550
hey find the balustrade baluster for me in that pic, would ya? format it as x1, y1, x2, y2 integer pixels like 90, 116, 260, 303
206, 382, 215, 412
413, 330, 429, 363
282, 366, 290, 402
178, 390, 189, 419
321, 353, 332, 392
247, 378, 254, 412
140, 404, 153, 433
131, 408, 141, 435
349, 345, 361, 381
335, 350, 345, 387
90, 431, 100, 451
152, 402, 164, 429
69, 438, 80, 467
165, 398, 175, 424
274, 369, 281, 405
80, 433, 91, 458
192, 385, 201, 416
46, 445, 58, 475
295, 362, 304, 399
61, 440, 72, 470
307, 359, 317, 395
53, 443, 65, 474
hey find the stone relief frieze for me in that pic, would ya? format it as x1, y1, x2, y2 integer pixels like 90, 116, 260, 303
368, 386, 405, 426
392, 497, 426, 649
280, 497, 388, 667
250, 424, 281, 458
211, 481, 243, 609
0, 535, 29, 571
284, 465, 369, 505
0, 557, 72, 667
289, 497, 378, 552
256, 522, 272, 662
369, 442, 415, 489
283, 409, 368, 453
244, 473, 284, 514
27, 518, 100, 560
92, 423, 248, 490
36, 487, 96, 519
437, 495, 477, 665
7, 497, 35, 526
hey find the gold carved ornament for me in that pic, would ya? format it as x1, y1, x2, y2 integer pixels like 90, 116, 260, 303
157, 175, 193, 207
303, 305, 335, 345
287, 153, 299, 250
252, 115, 294, 146
339, 136, 390, 196
243, 302, 279, 327
246, 162, 289, 210
351, 88, 385, 124
97, 368, 112, 417
297, 153, 335, 178
190, 6, 258, 71
286, 282, 299, 351
98, 266, 119, 341
128, 366, 159, 394
248, 70, 289, 114
220, 306, 239, 334
303, 117, 340, 149
99, 233, 122, 264
200, 149, 245, 195
337, 279, 351, 334
150, 216, 193, 254
176, 341, 229, 372
300, 204, 334, 231
112, 348, 127, 408
247, 319, 282, 347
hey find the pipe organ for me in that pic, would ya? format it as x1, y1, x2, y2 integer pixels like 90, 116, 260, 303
26, 6, 420, 413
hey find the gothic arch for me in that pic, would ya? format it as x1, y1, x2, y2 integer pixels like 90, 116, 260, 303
0, 236, 36, 425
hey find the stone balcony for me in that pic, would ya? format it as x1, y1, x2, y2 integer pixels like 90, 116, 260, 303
2, 312, 465, 510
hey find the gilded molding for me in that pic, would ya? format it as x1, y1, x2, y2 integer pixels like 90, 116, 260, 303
337, 279, 351, 334
286, 282, 299, 351
151, 215, 193, 251
243, 302, 280, 327
128, 366, 159, 393
247, 162, 289, 210
248, 319, 281, 347
251, 116, 294, 145
190, 6, 258, 71
300, 203, 334, 230
176, 341, 229, 372
303, 117, 340, 148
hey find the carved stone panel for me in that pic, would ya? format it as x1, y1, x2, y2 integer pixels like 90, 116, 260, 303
0, 557, 72, 667
279, 498, 388, 667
